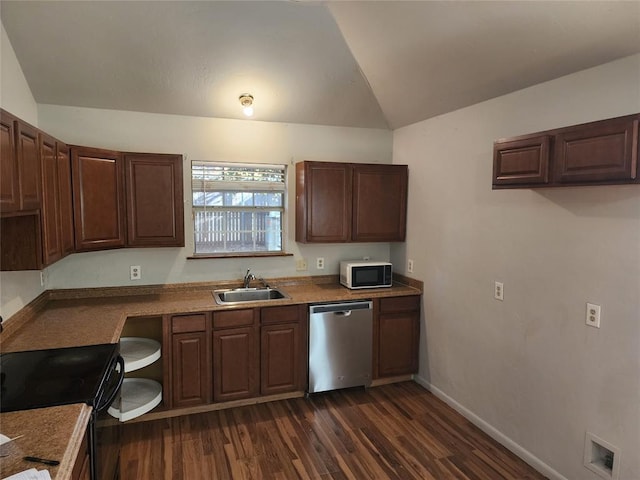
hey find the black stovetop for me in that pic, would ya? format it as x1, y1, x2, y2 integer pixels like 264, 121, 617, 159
0, 343, 119, 413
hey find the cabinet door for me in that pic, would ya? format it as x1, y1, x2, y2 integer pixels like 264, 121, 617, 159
71, 147, 125, 251
39, 133, 62, 265
352, 164, 407, 242
555, 117, 638, 183
16, 120, 42, 210
213, 326, 259, 402
261, 323, 301, 395
0, 110, 20, 213
172, 331, 209, 407
376, 296, 420, 378
125, 153, 184, 247
493, 135, 550, 187
296, 161, 352, 243
56, 142, 75, 256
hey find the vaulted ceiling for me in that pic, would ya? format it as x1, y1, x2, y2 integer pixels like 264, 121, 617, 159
2, 1, 639, 130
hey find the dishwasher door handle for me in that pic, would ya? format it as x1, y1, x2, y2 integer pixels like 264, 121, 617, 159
334, 310, 352, 316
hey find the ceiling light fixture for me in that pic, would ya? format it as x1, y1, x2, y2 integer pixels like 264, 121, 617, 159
239, 94, 254, 117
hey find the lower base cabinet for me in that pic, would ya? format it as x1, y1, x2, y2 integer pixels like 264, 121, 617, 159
213, 325, 259, 402
166, 313, 211, 408
375, 295, 420, 378
71, 431, 90, 480
162, 296, 418, 412
260, 304, 307, 395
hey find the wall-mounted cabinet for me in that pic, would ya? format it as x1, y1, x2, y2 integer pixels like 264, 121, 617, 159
1, 110, 21, 213
125, 153, 184, 247
71, 146, 126, 251
296, 161, 408, 243
1, 111, 41, 213
39, 133, 74, 266
493, 113, 639, 189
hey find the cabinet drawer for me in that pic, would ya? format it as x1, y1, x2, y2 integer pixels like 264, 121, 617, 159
261, 305, 303, 325
171, 314, 206, 333
213, 309, 256, 329
380, 295, 420, 313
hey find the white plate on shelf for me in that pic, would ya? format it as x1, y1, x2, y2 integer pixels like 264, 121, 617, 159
108, 378, 162, 422
119, 337, 161, 373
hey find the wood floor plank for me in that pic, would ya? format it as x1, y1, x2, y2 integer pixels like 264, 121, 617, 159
120, 382, 548, 480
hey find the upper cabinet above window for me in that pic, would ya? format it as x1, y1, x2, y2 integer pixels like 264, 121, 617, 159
493, 113, 639, 189
295, 161, 408, 243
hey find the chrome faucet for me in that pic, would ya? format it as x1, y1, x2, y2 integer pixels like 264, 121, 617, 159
243, 269, 256, 288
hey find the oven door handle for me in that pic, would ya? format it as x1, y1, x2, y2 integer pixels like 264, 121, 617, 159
95, 355, 125, 413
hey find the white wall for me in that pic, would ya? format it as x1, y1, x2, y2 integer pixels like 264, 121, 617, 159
0, 22, 37, 123
392, 54, 640, 480
36, 106, 393, 290
0, 21, 43, 320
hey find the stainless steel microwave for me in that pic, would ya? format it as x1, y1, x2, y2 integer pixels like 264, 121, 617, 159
340, 261, 392, 289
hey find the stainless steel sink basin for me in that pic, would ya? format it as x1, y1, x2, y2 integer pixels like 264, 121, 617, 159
213, 287, 289, 305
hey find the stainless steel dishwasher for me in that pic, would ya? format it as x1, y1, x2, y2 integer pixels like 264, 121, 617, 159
308, 300, 373, 394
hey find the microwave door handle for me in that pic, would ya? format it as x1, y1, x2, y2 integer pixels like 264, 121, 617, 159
96, 355, 125, 412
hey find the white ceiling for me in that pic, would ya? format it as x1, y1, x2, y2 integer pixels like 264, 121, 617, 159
2, 1, 639, 130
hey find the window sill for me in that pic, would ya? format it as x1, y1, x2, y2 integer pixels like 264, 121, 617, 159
187, 252, 293, 260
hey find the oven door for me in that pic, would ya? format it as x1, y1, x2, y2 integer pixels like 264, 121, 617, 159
90, 355, 124, 480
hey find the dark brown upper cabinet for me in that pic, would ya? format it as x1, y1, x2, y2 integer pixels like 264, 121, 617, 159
1, 110, 20, 213
16, 120, 42, 211
296, 161, 352, 242
296, 161, 408, 243
56, 142, 75, 257
39, 133, 62, 265
71, 146, 126, 251
352, 164, 407, 242
554, 116, 638, 184
493, 113, 639, 189
125, 153, 184, 247
0, 110, 42, 213
39, 134, 75, 266
493, 135, 550, 187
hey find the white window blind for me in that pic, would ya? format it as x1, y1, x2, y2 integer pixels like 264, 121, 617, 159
192, 161, 286, 255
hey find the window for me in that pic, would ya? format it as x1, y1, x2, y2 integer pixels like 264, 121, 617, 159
192, 161, 286, 255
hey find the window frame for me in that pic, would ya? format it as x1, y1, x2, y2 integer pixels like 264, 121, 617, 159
190, 161, 289, 258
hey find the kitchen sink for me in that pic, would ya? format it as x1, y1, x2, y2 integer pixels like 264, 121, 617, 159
212, 287, 290, 305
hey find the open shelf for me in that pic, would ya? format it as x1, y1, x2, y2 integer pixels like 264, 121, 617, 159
120, 337, 161, 373
108, 378, 162, 422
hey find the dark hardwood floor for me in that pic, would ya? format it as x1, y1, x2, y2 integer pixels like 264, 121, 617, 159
120, 382, 547, 479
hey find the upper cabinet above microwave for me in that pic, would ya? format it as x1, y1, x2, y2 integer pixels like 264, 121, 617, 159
296, 161, 408, 243
493, 113, 639, 189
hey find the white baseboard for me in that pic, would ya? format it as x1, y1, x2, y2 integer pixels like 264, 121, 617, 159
413, 375, 569, 480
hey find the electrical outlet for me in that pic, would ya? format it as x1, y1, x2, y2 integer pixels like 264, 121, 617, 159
494, 281, 504, 301
40, 271, 46, 287
407, 259, 414, 273
316, 257, 325, 269
130, 265, 141, 280
295, 259, 308, 271
586, 303, 601, 328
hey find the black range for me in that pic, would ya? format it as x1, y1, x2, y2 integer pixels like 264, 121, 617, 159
0, 343, 124, 480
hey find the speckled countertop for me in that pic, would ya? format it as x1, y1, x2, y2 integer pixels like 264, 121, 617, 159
0, 275, 422, 353
0, 275, 422, 480
0, 403, 91, 480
